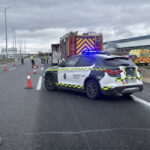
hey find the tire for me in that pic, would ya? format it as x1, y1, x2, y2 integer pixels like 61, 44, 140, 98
44, 74, 57, 91
85, 79, 100, 99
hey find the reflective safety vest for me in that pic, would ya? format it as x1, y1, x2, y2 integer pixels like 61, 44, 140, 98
30, 56, 34, 60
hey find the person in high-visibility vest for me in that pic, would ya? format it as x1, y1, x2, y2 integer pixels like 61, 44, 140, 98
43, 56, 46, 64
46, 55, 49, 64
41, 56, 43, 64
30, 55, 35, 68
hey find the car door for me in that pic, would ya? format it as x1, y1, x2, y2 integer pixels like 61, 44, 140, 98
57, 56, 80, 86
72, 56, 96, 87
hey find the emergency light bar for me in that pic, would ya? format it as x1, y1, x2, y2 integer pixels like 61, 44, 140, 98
82, 50, 110, 55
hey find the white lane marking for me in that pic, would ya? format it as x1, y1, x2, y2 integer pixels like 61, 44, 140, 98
23, 127, 150, 136
9, 67, 16, 71
132, 95, 150, 107
41, 67, 43, 71
36, 76, 42, 90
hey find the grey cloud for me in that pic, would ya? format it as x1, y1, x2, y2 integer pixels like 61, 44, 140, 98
0, 0, 150, 51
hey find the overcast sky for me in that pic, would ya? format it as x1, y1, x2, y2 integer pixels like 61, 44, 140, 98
0, 0, 150, 53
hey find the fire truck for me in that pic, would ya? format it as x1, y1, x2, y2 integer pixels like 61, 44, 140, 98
129, 49, 150, 65
59, 31, 103, 62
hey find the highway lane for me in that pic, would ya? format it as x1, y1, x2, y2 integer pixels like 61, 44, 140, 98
0, 59, 150, 149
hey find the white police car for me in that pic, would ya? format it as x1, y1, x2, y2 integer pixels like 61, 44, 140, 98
44, 51, 143, 99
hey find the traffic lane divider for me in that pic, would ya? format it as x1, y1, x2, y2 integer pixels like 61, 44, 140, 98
132, 95, 150, 107
36, 76, 43, 90
9, 67, 16, 71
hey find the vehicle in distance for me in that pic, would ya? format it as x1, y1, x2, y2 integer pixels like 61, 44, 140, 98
129, 49, 150, 65
44, 51, 143, 99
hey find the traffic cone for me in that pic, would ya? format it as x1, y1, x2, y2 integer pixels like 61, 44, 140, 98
3, 65, 7, 71
25, 73, 32, 89
36, 64, 39, 68
33, 66, 37, 74
13, 63, 16, 67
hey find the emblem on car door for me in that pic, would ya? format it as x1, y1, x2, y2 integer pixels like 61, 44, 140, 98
63, 73, 66, 79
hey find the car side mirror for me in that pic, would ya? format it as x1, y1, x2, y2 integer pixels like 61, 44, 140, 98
59, 62, 66, 67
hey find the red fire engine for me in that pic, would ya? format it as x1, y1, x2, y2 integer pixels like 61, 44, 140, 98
59, 31, 103, 62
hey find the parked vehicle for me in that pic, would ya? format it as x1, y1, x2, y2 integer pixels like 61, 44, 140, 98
129, 49, 150, 65
44, 50, 143, 99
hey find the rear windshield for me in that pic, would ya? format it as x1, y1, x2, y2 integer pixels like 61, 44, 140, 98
103, 57, 135, 67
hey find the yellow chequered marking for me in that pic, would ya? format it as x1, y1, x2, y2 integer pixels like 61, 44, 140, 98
55, 83, 84, 89
47, 68, 107, 72
102, 86, 113, 90
116, 77, 142, 82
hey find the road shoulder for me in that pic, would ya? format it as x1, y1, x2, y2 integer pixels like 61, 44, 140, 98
134, 82, 150, 103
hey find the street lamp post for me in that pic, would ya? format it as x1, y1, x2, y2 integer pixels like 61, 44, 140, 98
12, 28, 15, 58
4, 7, 10, 58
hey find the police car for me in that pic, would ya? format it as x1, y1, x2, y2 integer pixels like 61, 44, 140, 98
44, 50, 143, 99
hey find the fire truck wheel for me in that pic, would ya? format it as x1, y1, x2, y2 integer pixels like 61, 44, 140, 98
85, 79, 100, 99
45, 74, 57, 91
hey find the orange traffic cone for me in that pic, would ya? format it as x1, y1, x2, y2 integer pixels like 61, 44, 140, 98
3, 65, 7, 71
13, 63, 16, 67
36, 64, 39, 68
25, 73, 32, 89
33, 67, 37, 74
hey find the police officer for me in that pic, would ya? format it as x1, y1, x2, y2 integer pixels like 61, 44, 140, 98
46, 55, 49, 64
30, 55, 35, 68
43, 56, 46, 64
41, 55, 43, 64
21, 56, 24, 65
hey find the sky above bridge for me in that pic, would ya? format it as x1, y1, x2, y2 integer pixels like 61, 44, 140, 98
0, 0, 150, 53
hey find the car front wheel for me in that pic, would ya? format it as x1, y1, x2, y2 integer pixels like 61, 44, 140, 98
85, 79, 100, 99
45, 74, 57, 91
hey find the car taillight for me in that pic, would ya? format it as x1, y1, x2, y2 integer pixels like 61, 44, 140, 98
103, 70, 123, 75
137, 68, 141, 73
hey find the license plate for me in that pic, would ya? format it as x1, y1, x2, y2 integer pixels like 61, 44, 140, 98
126, 79, 137, 84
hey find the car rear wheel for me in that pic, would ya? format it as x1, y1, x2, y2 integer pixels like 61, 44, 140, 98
45, 74, 57, 91
85, 79, 100, 99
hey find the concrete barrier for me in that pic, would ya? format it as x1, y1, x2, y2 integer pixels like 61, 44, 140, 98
141, 68, 150, 83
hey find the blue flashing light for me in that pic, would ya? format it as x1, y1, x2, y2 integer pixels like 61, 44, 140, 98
82, 50, 110, 55
82, 50, 101, 55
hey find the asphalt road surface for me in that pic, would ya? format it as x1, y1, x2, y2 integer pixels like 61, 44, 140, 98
0, 58, 150, 150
